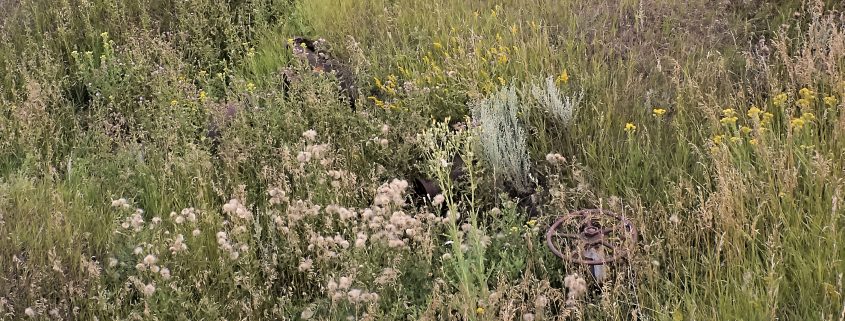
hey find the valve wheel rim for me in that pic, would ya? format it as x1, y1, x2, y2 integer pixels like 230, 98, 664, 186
545, 209, 638, 265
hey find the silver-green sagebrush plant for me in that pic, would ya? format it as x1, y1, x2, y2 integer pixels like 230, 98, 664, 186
472, 84, 533, 195
531, 76, 582, 126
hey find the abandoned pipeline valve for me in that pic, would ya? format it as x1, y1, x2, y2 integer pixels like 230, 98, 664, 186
545, 209, 638, 282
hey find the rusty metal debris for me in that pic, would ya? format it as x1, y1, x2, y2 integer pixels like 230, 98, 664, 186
545, 209, 638, 281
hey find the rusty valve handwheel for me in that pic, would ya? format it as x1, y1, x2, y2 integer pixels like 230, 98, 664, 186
545, 209, 638, 265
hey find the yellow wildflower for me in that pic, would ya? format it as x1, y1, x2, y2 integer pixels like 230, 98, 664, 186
772, 93, 788, 107
722, 108, 736, 117
720, 116, 738, 126
796, 98, 811, 109
824, 95, 838, 107
246, 82, 255, 93
199, 90, 207, 103
749, 138, 758, 145
498, 77, 506, 85
652, 108, 667, 117
476, 307, 485, 315
799, 87, 816, 100
624, 122, 637, 133
510, 24, 518, 34
713, 135, 725, 144
762, 112, 774, 125
747, 106, 762, 118
170, 100, 178, 106
740, 126, 752, 135
287, 38, 294, 46
368, 96, 385, 108
526, 220, 537, 227
497, 54, 509, 65
801, 112, 816, 122
790, 117, 805, 130
433, 42, 443, 50
557, 69, 569, 84
730, 136, 741, 143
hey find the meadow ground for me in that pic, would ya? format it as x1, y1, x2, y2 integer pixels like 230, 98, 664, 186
0, 0, 844, 320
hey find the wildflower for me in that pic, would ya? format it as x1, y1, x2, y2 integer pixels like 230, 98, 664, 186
381, 124, 390, 134
761, 112, 775, 126
790, 117, 806, 130
796, 98, 811, 109
747, 106, 762, 118
169, 234, 187, 253
824, 96, 838, 107
160, 267, 171, 279
347, 289, 363, 302
557, 69, 570, 84
339, 277, 352, 290
564, 274, 587, 299
143, 254, 158, 266
108, 257, 118, 267
535, 295, 548, 307
151, 217, 162, 225
799, 87, 815, 100
287, 38, 295, 46
749, 139, 758, 145
624, 122, 636, 133
378, 138, 389, 147
298, 258, 313, 272
720, 116, 738, 126
527, 220, 537, 227
199, 90, 208, 103
476, 307, 485, 315
355, 232, 368, 248
433, 42, 443, 50
302, 129, 317, 142
497, 54, 509, 65
729, 136, 741, 143
545, 153, 566, 166
368, 96, 385, 108
25, 307, 35, 317
740, 126, 752, 135
432, 194, 445, 206
142, 283, 156, 297
772, 93, 788, 107
297, 151, 312, 163
652, 108, 667, 117
111, 198, 128, 208
246, 82, 256, 93
722, 108, 736, 117
669, 214, 680, 224
801, 112, 816, 122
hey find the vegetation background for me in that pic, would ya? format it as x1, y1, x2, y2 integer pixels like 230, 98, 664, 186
0, 0, 844, 320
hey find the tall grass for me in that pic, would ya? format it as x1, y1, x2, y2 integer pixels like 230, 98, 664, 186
1, 0, 844, 320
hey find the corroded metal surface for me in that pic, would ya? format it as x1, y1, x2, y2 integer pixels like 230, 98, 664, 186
546, 209, 637, 265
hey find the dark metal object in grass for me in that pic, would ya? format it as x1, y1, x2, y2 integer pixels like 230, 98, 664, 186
546, 209, 638, 281
285, 37, 359, 110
